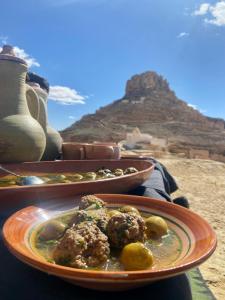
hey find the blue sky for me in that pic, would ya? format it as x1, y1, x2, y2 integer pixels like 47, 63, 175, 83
0, 0, 225, 130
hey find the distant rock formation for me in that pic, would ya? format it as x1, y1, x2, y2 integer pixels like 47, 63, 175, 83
61, 71, 225, 162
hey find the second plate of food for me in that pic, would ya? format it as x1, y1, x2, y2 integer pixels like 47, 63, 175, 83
0, 159, 154, 200
3, 194, 217, 291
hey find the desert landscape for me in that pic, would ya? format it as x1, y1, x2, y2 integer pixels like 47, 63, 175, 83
122, 151, 225, 299
159, 157, 225, 300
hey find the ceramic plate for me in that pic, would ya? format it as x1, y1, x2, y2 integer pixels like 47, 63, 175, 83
3, 194, 217, 291
0, 160, 154, 201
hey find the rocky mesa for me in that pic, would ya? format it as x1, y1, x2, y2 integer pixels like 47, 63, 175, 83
61, 71, 225, 161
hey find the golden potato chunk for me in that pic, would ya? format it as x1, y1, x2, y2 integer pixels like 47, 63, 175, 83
145, 216, 168, 238
108, 210, 122, 218
120, 242, 153, 270
120, 205, 140, 215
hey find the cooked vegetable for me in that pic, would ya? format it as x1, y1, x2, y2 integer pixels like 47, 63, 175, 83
0, 179, 16, 187
84, 172, 97, 180
113, 168, 124, 176
120, 205, 140, 215
38, 220, 66, 241
108, 210, 122, 218
67, 174, 83, 181
120, 242, 153, 270
31, 195, 181, 272
96, 169, 107, 176
68, 210, 89, 227
145, 216, 168, 238
0, 166, 139, 187
104, 173, 116, 178
124, 167, 138, 174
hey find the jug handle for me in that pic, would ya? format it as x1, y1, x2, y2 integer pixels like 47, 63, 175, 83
38, 97, 47, 130
26, 84, 40, 120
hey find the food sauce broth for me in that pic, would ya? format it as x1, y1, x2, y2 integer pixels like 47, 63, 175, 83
30, 209, 182, 271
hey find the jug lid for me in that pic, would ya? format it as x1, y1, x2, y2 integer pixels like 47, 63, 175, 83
0, 45, 27, 65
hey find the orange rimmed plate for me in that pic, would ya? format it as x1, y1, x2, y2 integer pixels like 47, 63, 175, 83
3, 194, 217, 291
0, 160, 154, 201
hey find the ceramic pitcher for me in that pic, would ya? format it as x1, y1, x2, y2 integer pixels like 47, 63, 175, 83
27, 82, 62, 161
0, 45, 46, 163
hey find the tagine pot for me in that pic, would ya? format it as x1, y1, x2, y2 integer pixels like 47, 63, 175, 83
27, 82, 62, 161
0, 45, 46, 163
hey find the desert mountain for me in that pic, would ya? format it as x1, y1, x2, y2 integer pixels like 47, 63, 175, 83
61, 71, 225, 158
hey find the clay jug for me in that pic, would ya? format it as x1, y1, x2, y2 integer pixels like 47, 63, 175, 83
0, 45, 46, 163
27, 82, 62, 161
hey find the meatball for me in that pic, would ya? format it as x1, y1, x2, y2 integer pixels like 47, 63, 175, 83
68, 210, 89, 227
106, 213, 146, 248
69, 207, 109, 233
91, 209, 110, 233
53, 221, 110, 268
79, 195, 106, 210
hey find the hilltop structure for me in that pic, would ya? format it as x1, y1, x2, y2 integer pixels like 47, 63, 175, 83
61, 71, 225, 162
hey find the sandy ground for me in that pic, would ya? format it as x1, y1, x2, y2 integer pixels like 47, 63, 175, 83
159, 158, 225, 300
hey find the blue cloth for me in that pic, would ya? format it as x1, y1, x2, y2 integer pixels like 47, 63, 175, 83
128, 158, 177, 201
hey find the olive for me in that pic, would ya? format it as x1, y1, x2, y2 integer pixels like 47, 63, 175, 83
40, 177, 51, 183
39, 220, 66, 241
145, 216, 168, 238
113, 168, 124, 176
0, 180, 16, 187
51, 175, 66, 180
84, 172, 97, 180
120, 205, 140, 215
103, 169, 112, 174
120, 242, 153, 270
67, 174, 83, 181
124, 167, 138, 175
45, 174, 67, 184
96, 169, 107, 176
105, 173, 116, 178
46, 179, 71, 184
108, 210, 122, 218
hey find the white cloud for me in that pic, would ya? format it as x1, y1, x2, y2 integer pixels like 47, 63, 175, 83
193, 3, 210, 15
193, 1, 225, 26
68, 115, 76, 119
188, 103, 198, 110
188, 103, 206, 114
0, 45, 40, 68
205, 1, 225, 26
14, 47, 40, 68
177, 32, 189, 38
49, 86, 86, 105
